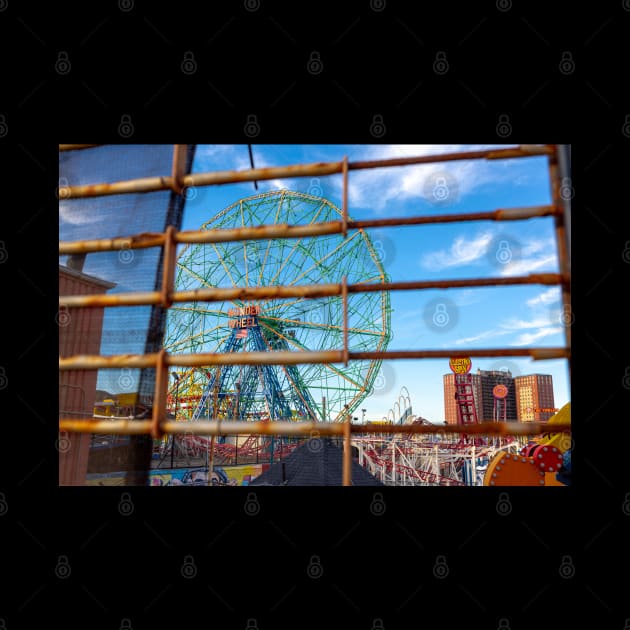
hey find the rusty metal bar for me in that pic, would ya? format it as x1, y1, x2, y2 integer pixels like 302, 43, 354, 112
59, 233, 167, 256
350, 348, 568, 361
58, 205, 557, 255
349, 145, 553, 171
178, 221, 345, 245
57, 146, 553, 199
59, 144, 101, 151
207, 434, 216, 483
160, 225, 177, 308
58, 162, 343, 199
342, 276, 349, 366
548, 149, 572, 378
151, 350, 167, 439
59, 419, 153, 434
358, 274, 564, 293
342, 414, 352, 486
150, 221, 177, 438
60, 350, 344, 370
556, 145, 571, 261
60, 291, 162, 308
351, 205, 557, 227
58, 418, 570, 437
170, 144, 188, 194
349, 421, 571, 436
59, 346, 568, 371
341, 155, 348, 238
59, 273, 566, 309
60, 352, 160, 369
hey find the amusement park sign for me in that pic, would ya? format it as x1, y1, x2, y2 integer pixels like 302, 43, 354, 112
492, 384, 508, 399
449, 357, 472, 374
228, 304, 261, 328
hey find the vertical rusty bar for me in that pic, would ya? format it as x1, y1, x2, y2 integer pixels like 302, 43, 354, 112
548, 147, 571, 378
207, 435, 215, 485
151, 350, 167, 439
341, 155, 349, 238
161, 225, 177, 308
556, 145, 571, 262
171, 144, 188, 194
154, 223, 177, 438
342, 276, 349, 366
342, 413, 352, 486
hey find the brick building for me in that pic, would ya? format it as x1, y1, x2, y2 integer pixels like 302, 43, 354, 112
444, 369, 552, 425
59, 260, 115, 485
514, 374, 556, 422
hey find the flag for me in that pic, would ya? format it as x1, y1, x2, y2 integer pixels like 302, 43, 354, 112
236, 328, 248, 339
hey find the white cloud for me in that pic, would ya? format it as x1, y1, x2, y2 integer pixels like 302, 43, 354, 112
194, 145, 250, 174
344, 144, 516, 212
396, 310, 422, 322
501, 316, 556, 331
267, 178, 289, 190
526, 287, 560, 308
521, 237, 554, 256
510, 326, 563, 346
498, 254, 558, 277
494, 236, 558, 276
59, 206, 102, 225
421, 231, 494, 271
418, 227, 559, 276
193, 144, 537, 214
453, 288, 485, 307
453, 328, 512, 346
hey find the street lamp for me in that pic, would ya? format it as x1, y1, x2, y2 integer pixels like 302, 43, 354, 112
171, 372, 180, 469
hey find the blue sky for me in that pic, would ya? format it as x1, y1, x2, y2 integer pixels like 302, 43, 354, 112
178, 144, 570, 423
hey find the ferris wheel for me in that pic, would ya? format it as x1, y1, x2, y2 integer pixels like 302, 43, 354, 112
164, 190, 391, 423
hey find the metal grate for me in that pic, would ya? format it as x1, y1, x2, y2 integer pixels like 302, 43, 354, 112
58, 144, 571, 486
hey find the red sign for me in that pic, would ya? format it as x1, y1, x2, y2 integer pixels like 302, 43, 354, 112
449, 357, 471, 374
493, 384, 508, 399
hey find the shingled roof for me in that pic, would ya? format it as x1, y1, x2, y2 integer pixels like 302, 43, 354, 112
249, 437, 384, 486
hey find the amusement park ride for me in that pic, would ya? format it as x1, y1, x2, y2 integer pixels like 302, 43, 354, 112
154, 189, 569, 485
158, 190, 390, 465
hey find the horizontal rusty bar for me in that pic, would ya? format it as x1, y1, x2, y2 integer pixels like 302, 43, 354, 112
173, 283, 341, 304
352, 205, 556, 228
60, 291, 162, 308
58, 284, 324, 308
59, 346, 568, 370
59, 273, 565, 309
59, 144, 102, 151
175, 221, 344, 245
167, 350, 343, 367
350, 145, 553, 171
59, 419, 153, 433
59, 205, 557, 255
58, 418, 569, 437
350, 347, 569, 361
356, 421, 570, 436
59, 232, 166, 255
57, 146, 553, 199
60, 353, 160, 369
164, 420, 343, 436
58, 163, 342, 199
349, 273, 565, 293
59, 350, 345, 370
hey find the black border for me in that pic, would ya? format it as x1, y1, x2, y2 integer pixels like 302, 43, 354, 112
7, 1, 626, 628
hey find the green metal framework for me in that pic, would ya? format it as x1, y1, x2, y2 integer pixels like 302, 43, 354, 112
164, 190, 392, 423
